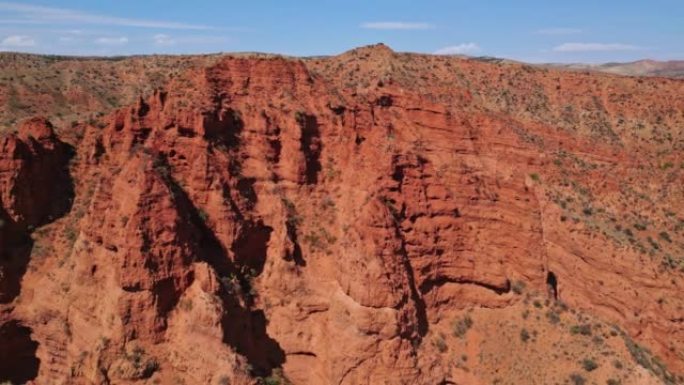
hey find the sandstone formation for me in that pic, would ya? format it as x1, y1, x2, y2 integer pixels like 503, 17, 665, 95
0, 44, 682, 385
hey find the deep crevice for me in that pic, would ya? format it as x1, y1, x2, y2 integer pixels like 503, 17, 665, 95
285, 220, 305, 267
394, 226, 429, 339
297, 113, 322, 184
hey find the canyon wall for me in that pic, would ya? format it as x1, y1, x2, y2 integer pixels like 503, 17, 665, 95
0, 45, 682, 384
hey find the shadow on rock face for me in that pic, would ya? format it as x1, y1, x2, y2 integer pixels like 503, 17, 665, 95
232, 220, 273, 275
0, 123, 75, 304
151, 154, 286, 375
222, 221, 285, 376
221, 304, 286, 377
10, 121, 76, 229
0, 217, 33, 304
0, 321, 40, 383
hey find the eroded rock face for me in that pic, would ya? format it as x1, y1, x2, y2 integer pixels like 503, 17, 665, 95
0, 118, 72, 384
0, 117, 73, 301
0, 48, 683, 384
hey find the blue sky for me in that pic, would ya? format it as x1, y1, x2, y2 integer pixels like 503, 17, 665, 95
0, 1, 682, 63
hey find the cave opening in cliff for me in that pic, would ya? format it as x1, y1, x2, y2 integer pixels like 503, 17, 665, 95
0, 321, 40, 383
546, 271, 558, 300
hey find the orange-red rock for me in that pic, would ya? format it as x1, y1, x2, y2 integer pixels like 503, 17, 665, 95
0, 45, 682, 385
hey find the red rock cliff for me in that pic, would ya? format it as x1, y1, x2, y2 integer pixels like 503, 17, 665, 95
1, 46, 683, 385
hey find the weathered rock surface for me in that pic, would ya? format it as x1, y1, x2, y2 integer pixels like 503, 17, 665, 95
0, 45, 682, 384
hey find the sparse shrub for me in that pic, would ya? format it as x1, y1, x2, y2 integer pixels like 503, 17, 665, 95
217, 376, 230, 385
607, 379, 621, 385
379, 195, 400, 218
659, 231, 672, 243
546, 310, 560, 324
570, 324, 592, 336
581, 358, 598, 372
433, 334, 447, 352
647, 236, 660, 250
634, 223, 647, 231
569, 373, 586, 385
452, 315, 473, 338
197, 208, 209, 222
259, 368, 288, 385
125, 346, 159, 379
624, 336, 676, 383
294, 111, 306, 124
179, 298, 193, 312
281, 197, 301, 227
529, 173, 540, 182
660, 162, 674, 170
533, 300, 542, 309
511, 280, 526, 295
262, 377, 280, 385
520, 328, 530, 342
582, 207, 593, 216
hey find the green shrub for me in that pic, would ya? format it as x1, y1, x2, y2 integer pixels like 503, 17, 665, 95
570, 324, 592, 336
546, 310, 560, 324
581, 358, 598, 372
624, 336, 677, 383
647, 236, 660, 250
452, 315, 473, 338
520, 328, 530, 342
511, 280, 526, 295
569, 373, 586, 385
433, 334, 447, 352
659, 231, 672, 243
634, 223, 647, 231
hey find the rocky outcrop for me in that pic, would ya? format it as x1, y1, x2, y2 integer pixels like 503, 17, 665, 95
0, 118, 73, 384
0, 47, 682, 384
0, 117, 72, 302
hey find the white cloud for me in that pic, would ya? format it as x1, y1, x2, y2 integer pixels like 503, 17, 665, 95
58, 36, 80, 44
0, 1, 213, 30
553, 42, 641, 52
361, 22, 433, 30
537, 28, 582, 35
434, 43, 481, 55
95, 36, 128, 45
153, 33, 174, 46
1, 34, 36, 47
